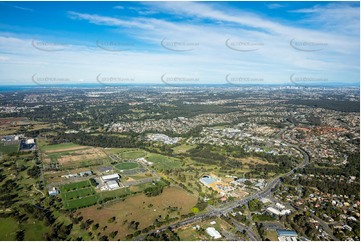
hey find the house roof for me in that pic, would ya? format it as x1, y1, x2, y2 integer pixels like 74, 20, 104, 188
276, 229, 298, 237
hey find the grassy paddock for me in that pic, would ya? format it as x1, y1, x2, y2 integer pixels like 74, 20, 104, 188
0, 217, 18, 240
41, 142, 82, 152
79, 186, 197, 240
0, 142, 19, 154
61, 180, 91, 192
145, 153, 182, 170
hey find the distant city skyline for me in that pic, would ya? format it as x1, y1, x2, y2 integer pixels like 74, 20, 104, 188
0, 1, 359, 86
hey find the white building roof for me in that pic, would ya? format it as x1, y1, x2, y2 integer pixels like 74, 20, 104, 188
26, 139, 35, 144
107, 180, 120, 190
102, 173, 120, 181
267, 207, 281, 215
206, 227, 222, 239
276, 203, 286, 209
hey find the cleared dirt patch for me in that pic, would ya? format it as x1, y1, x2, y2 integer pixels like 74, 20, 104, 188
56, 148, 107, 165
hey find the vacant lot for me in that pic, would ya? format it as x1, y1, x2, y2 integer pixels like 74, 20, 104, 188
79, 186, 197, 239
145, 153, 182, 170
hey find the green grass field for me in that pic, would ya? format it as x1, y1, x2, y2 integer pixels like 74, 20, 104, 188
41, 142, 81, 151
23, 220, 50, 240
61, 180, 99, 209
61, 180, 91, 192
119, 150, 147, 160
64, 194, 100, 210
99, 187, 132, 199
0, 217, 18, 240
63, 187, 96, 200
115, 162, 139, 170
0, 142, 19, 154
145, 153, 182, 170
172, 144, 196, 154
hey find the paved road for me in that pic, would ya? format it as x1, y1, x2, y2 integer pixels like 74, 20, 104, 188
310, 214, 338, 241
290, 202, 337, 241
134, 143, 310, 241
230, 217, 258, 241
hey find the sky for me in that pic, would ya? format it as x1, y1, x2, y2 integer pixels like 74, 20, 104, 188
0, 1, 359, 86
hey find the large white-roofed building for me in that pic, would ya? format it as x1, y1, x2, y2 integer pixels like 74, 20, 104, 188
206, 227, 222, 239
107, 180, 120, 190
101, 173, 120, 182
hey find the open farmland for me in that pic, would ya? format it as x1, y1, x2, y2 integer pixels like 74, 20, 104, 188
42, 143, 109, 169
79, 186, 197, 240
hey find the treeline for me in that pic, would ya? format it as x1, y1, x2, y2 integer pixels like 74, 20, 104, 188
285, 176, 359, 199
186, 144, 297, 176
287, 99, 360, 112
145, 228, 180, 241
297, 152, 359, 177
53, 132, 138, 148
144, 179, 170, 197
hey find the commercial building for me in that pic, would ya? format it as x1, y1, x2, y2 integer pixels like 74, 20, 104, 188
266, 206, 292, 216
48, 187, 59, 196
206, 227, 222, 239
200, 175, 218, 187
101, 174, 120, 182
107, 180, 120, 190
100, 173, 121, 191
277, 229, 298, 241
79, 171, 92, 177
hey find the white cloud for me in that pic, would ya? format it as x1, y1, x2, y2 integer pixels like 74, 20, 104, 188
67, 11, 154, 29
0, 2, 359, 85
113, 6, 124, 10
0, 3, 33, 12
266, 3, 286, 9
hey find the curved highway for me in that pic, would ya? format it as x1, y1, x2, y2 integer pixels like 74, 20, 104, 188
134, 144, 310, 241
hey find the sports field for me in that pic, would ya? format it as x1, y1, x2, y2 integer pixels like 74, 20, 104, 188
61, 180, 100, 209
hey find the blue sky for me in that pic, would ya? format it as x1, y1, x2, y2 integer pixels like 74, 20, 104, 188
0, 1, 359, 86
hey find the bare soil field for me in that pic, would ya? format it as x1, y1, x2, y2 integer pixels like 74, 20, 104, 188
48, 148, 107, 165
0, 117, 29, 127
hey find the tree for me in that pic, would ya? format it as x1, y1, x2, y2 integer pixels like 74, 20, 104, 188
16, 230, 25, 241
